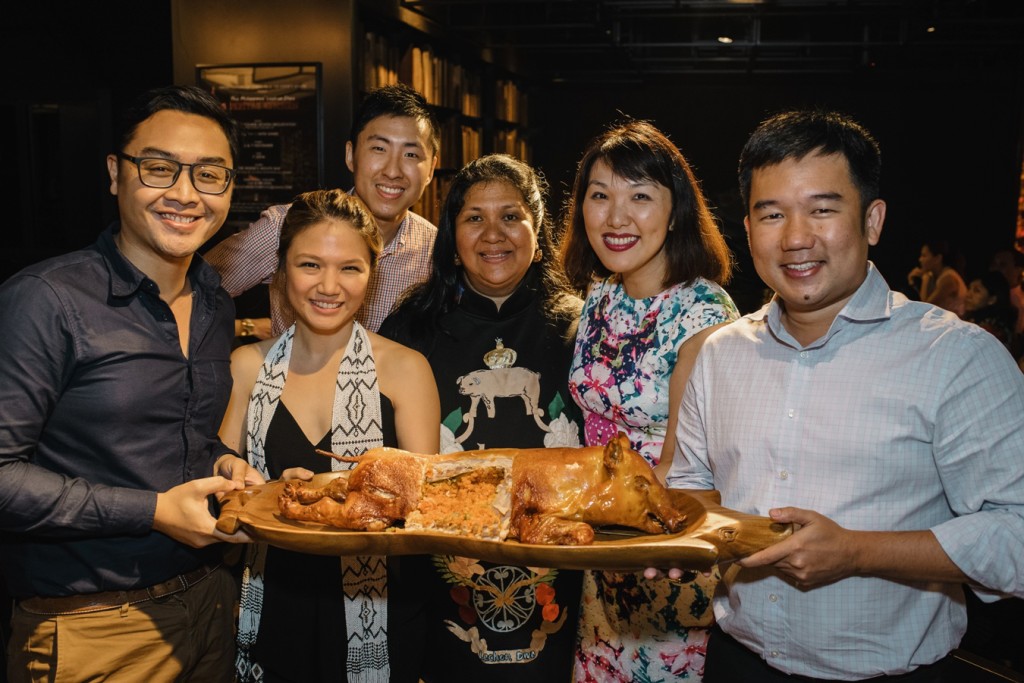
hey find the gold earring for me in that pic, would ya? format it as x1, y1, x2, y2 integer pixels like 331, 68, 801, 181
454, 253, 462, 266
533, 249, 543, 263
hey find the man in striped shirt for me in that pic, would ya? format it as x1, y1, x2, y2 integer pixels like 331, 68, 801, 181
206, 83, 439, 335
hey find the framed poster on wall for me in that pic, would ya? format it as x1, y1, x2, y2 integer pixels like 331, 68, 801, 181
197, 62, 323, 232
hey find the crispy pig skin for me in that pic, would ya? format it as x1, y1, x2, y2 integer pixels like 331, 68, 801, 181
509, 434, 687, 543
276, 434, 686, 545
279, 452, 425, 531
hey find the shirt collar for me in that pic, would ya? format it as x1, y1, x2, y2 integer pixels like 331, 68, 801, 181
455, 264, 542, 318
835, 262, 894, 324
755, 261, 893, 348
99, 223, 221, 300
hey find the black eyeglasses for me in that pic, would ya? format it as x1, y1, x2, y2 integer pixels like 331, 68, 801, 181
117, 153, 236, 195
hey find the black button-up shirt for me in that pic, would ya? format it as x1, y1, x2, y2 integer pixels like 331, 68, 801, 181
0, 225, 235, 598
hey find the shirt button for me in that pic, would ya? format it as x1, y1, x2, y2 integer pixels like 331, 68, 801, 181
800, 351, 808, 358
769, 593, 779, 602
770, 650, 780, 658
779, 470, 789, 480
787, 409, 795, 418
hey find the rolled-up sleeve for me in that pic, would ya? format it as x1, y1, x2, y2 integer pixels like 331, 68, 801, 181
929, 332, 1024, 598
666, 348, 715, 491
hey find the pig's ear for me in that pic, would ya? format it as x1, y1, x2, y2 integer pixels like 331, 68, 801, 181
603, 433, 625, 470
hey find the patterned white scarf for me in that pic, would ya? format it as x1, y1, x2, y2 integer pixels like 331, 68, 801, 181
236, 323, 389, 682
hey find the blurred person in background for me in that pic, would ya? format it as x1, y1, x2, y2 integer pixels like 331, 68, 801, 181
906, 239, 966, 316
962, 269, 1016, 350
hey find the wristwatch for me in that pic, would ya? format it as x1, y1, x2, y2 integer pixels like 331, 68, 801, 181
240, 318, 255, 337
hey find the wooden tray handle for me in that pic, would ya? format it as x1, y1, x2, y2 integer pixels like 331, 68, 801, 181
215, 488, 250, 534
684, 489, 793, 564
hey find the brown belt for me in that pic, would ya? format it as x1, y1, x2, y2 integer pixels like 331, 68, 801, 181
17, 564, 220, 616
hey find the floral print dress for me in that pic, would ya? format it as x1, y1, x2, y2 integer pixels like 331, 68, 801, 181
568, 276, 738, 683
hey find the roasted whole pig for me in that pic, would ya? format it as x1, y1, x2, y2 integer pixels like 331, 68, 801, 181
277, 434, 687, 545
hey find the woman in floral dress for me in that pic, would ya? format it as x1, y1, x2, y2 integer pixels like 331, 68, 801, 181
560, 120, 739, 682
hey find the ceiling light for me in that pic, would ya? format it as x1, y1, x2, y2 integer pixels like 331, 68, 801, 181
718, 36, 734, 44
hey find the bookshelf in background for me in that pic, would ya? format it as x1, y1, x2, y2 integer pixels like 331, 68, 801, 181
362, 31, 401, 90
493, 127, 528, 161
493, 77, 529, 161
411, 173, 455, 230
398, 43, 483, 119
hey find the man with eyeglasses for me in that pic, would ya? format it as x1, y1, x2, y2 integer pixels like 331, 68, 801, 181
0, 85, 263, 682
205, 82, 440, 338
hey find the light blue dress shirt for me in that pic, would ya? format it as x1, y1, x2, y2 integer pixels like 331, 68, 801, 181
668, 263, 1024, 679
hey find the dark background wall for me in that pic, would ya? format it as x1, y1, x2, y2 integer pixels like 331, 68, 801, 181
1, 1, 1022, 315
0, 1, 174, 282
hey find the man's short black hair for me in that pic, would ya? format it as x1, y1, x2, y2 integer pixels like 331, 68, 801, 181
349, 83, 440, 158
115, 85, 241, 164
738, 109, 881, 212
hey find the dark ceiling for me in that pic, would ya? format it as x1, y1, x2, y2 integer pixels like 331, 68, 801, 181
396, 0, 1024, 83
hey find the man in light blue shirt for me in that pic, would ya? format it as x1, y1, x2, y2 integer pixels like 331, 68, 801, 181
667, 110, 1024, 681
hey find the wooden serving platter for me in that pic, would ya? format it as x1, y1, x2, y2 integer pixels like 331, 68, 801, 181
216, 476, 791, 571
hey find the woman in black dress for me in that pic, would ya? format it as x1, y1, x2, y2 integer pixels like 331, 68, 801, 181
220, 189, 440, 683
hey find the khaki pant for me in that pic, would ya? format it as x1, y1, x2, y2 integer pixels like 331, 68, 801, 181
7, 566, 237, 683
